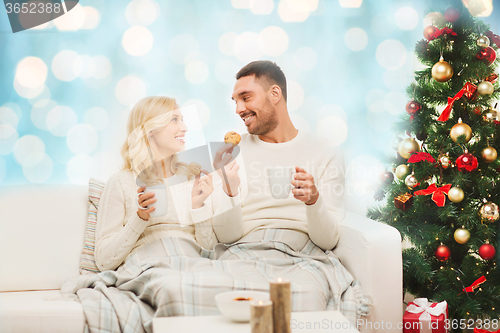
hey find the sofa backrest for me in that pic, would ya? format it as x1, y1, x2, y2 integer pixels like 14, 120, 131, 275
0, 184, 88, 292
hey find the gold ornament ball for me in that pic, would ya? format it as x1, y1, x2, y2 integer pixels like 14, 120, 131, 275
481, 146, 497, 163
483, 108, 499, 122
448, 187, 464, 203
479, 202, 500, 223
438, 153, 451, 169
450, 121, 472, 143
398, 138, 420, 159
454, 228, 471, 244
477, 81, 494, 95
395, 164, 410, 179
431, 58, 454, 82
477, 35, 490, 48
405, 174, 419, 188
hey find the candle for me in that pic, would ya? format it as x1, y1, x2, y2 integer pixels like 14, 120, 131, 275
250, 300, 273, 333
270, 277, 291, 333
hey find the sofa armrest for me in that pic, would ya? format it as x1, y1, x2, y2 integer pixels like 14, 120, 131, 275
333, 211, 403, 333
0, 185, 88, 292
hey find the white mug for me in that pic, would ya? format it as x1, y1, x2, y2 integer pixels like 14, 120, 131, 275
136, 184, 168, 217
267, 166, 295, 199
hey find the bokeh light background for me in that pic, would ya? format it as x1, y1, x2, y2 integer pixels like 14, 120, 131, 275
0, 0, 498, 213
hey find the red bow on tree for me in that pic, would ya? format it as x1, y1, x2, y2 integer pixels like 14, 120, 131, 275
437, 82, 477, 121
463, 276, 487, 293
474, 328, 500, 333
414, 183, 451, 207
486, 31, 500, 48
429, 27, 457, 41
408, 152, 436, 163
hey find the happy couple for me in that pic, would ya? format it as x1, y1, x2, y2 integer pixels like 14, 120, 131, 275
94, 60, 346, 271
63, 61, 370, 331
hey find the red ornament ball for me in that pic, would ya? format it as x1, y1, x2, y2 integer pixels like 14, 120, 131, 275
444, 7, 461, 23
435, 245, 451, 261
456, 153, 478, 172
405, 100, 421, 117
479, 244, 496, 260
380, 171, 394, 185
423, 26, 438, 40
476, 46, 497, 65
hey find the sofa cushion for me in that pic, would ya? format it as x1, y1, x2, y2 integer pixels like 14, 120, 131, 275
79, 178, 106, 274
0, 185, 88, 292
0, 290, 85, 333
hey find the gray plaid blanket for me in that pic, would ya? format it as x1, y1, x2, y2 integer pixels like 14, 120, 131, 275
61, 229, 371, 333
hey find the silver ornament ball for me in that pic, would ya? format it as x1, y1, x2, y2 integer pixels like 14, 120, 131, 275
405, 174, 419, 188
479, 202, 500, 223
395, 164, 410, 179
483, 108, 499, 122
454, 228, 471, 244
477, 35, 490, 48
448, 187, 464, 203
478, 81, 494, 96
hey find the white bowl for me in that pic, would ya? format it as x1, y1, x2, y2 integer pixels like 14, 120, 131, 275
215, 291, 270, 322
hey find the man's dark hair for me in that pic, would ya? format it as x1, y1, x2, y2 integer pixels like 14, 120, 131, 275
236, 61, 287, 101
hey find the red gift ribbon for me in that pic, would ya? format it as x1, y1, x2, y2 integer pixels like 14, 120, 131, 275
414, 183, 451, 207
437, 82, 477, 122
429, 27, 457, 41
474, 328, 500, 333
408, 152, 436, 163
486, 31, 500, 48
463, 276, 486, 293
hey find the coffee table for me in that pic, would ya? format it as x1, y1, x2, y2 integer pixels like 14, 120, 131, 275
153, 310, 360, 333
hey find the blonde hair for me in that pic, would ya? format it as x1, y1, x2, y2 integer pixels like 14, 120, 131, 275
120, 96, 195, 185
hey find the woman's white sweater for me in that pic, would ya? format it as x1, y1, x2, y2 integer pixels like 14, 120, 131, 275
94, 170, 218, 271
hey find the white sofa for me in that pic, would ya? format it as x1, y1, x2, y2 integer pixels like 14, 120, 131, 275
0, 184, 403, 333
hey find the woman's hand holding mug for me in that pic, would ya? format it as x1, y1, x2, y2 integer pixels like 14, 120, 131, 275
136, 186, 156, 221
191, 170, 213, 209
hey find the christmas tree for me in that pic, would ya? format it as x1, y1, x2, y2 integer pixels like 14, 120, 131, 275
367, 0, 500, 328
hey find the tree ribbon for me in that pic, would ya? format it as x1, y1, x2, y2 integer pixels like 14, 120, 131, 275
474, 328, 500, 333
486, 31, 500, 48
414, 183, 451, 207
463, 276, 487, 293
437, 82, 477, 122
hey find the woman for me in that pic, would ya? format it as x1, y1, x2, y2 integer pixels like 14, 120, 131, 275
94, 96, 217, 272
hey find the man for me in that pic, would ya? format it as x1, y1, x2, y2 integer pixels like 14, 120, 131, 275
212, 60, 345, 251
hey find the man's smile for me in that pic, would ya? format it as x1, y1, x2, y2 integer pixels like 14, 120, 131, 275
241, 112, 255, 125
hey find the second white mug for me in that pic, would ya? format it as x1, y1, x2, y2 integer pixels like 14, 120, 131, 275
267, 166, 295, 199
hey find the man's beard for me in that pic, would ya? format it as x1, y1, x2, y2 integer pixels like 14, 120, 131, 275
248, 98, 279, 136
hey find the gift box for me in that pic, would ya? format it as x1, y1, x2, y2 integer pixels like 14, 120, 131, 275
403, 298, 448, 333
462, 82, 478, 101
395, 193, 413, 211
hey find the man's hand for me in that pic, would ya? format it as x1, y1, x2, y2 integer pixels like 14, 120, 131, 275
292, 166, 319, 205
213, 143, 240, 197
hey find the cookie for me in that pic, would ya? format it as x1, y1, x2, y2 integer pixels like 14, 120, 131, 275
189, 162, 202, 176
224, 131, 241, 147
